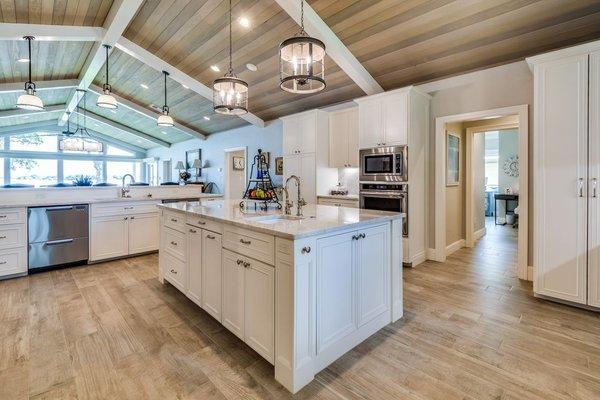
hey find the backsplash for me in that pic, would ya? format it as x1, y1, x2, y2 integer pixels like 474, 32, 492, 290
337, 167, 359, 195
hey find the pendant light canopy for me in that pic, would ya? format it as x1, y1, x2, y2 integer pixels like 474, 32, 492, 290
157, 71, 174, 127
213, 0, 248, 116
279, 0, 326, 94
16, 36, 44, 111
97, 44, 118, 109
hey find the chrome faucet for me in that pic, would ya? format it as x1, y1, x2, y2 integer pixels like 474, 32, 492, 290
121, 174, 135, 198
284, 175, 306, 217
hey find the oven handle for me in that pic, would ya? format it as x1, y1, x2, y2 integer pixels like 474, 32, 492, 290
360, 192, 405, 198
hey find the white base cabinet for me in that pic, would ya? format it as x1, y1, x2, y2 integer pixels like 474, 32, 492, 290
0, 208, 27, 279
201, 230, 223, 321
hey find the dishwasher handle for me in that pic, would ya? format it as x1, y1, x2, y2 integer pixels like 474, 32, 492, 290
45, 238, 74, 246
44, 206, 75, 212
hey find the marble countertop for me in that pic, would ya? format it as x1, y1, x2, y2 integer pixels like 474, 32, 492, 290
0, 193, 222, 209
159, 199, 403, 239
317, 194, 359, 201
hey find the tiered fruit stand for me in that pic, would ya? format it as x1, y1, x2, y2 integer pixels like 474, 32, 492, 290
240, 149, 281, 211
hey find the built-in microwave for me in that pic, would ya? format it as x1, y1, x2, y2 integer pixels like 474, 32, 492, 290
359, 145, 408, 182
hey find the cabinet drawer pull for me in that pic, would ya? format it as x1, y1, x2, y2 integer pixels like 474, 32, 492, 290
170, 241, 177, 246
124, 217, 128, 220
206, 234, 216, 240
197, 221, 206, 225
170, 218, 178, 222
239, 238, 251, 245
0, 261, 6, 265
301, 246, 311, 254
359, 233, 366, 239
0, 236, 6, 239
130, 216, 135, 220
243, 261, 250, 268
236, 259, 243, 265
189, 229, 197, 233
170, 268, 177, 274
352, 235, 359, 241
0, 215, 6, 219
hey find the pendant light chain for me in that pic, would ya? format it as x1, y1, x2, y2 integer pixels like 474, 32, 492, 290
300, 0, 305, 35
228, 0, 233, 75
27, 36, 32, 86
105, 45, 109, 87
164, 71, 168, 109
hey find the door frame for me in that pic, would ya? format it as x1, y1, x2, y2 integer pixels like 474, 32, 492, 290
434, 105, 529, 280
224, 146, 248, 199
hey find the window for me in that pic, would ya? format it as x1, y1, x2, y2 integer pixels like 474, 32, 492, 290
0, 158, 4, 184
107, 145, 134, 157
63, 160, 104, 185
106, 161, 142, 184
10, 133, 57, 152
10, 158, 58, 187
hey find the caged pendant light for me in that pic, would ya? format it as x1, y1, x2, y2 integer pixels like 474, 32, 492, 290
16, 36, 44, 111
212, 0, 248, 116
157, 71, 174, 127
279, 0, 326, 94
96, 44, 118, 109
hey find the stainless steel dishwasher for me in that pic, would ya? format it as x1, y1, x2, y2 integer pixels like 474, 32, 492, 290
28, 204, 89, 271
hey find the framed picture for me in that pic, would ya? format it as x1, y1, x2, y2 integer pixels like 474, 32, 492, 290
275, 157, 283, 175
233, 156, 245, 170
446, 132, 460, 186
185, 149, 201, 171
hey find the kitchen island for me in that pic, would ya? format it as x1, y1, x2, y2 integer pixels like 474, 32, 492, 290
157, 199, 404, 393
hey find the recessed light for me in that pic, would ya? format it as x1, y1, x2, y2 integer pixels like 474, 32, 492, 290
17, 58, 29, 63
203, 116, 210, 121
161, 131, 168, 134
210, 65, 220, 72
239, 17, 250, 28
140, 83, 149, 89
246, 63, 257, 72
182, 84, 189, 89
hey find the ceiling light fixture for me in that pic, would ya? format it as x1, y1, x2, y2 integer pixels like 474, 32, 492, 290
210, 65, 220, 72
97, 44, 118, 109
212, 0, 248, 116
279, 0, 326, 94
16, 36, 44, 111
246, 63, 257, 72
182, 84, 189, 89
203, 116, 210, 121
17, 58, 29, 63
157, 70, 174, 127
140, 83, 149, 89
60, 90, 103, 153
239, 17, 250, 27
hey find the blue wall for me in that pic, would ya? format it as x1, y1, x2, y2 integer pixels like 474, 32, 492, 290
148, 120, 284, 194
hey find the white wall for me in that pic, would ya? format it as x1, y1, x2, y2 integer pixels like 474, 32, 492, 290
473, 132, 486, 232
498, 129, 519, 193
148, 121, 283, 194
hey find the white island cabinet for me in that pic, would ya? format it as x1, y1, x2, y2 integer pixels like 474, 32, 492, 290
157, 199, 403, 393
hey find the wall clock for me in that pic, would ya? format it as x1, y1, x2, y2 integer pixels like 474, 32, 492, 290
503, 155, 519, 177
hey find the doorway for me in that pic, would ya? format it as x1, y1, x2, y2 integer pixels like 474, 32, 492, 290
224, 147, 247, 199
434, 105, 529, 280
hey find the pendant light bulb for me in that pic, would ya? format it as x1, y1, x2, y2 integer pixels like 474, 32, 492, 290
97, 44, 118, 109
157, 71, 174, 127
16, 36, 44, 111
213, 0, 248, 115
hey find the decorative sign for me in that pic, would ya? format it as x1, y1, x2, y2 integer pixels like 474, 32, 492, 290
503, 155, 519, 177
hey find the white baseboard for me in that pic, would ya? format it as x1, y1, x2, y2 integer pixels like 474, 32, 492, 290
426, 248, 437, 260
411, 250, 426, 267
474, 227, 486, 241
527, 265, 533, 281
445, 239, 466, 256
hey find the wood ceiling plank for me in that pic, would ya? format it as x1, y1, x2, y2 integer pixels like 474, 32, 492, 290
73, 0, 91, 26
62, 0, 78, 25
0, 0, 17, 22
129, 0, 194, 50
28, 0, 42, 23
40, 0, 54, 24
93, 0, 113, 26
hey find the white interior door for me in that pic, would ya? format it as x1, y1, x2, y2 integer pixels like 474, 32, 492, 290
534, 54, 588, 304
589, 51, 600, 307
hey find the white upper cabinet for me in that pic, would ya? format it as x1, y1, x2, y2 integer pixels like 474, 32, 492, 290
588, 50, 600, 308
283, 112, 316, 155
357, 90, 409, 149
329, 108, 359, 168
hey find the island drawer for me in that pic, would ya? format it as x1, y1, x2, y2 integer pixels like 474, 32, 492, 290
186, 216, 222, 234
162, 251, 186, 291
0, 224, 26, 251
0, 247, 27, 278
223, 226, 274, 265
163, 227, 186, 261
0, 208, 26, 226
163, 210, 187, 233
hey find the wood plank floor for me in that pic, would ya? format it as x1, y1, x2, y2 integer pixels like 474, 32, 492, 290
1, 223, 600, 399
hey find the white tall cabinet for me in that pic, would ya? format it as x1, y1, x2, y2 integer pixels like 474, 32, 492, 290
281, 110, 337, 205
528, 42, 600, 308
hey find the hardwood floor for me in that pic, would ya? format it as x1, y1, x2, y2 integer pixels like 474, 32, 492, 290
1, 226, 600, 399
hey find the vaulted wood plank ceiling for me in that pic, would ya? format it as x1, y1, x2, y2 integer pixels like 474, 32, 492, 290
1, 0, 600, 149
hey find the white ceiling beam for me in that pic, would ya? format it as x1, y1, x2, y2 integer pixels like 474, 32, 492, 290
0, 79, 79, 94
116, 37, 265, 128
0, 121, 60, 136
81, 129, 146, 155
59, 0, 145, 125
0, 104, 65, 119
274, 0, 383, 96
0, 23, 104, 41
72, 109, 170, 148
88, 84, 207, 140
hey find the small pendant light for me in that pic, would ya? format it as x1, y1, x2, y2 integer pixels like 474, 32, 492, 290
279, 0, 326, 94
97, 44, 118, 109
16, 36, 44, 111
157, 70, 174, 127
213, 0, 248, 116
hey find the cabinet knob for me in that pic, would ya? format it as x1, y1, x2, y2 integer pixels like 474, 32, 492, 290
352, 235, 359, 241
124, 217, 128, 220
170, 269, 177, 274
130, 216, 135, 220
170, 218, 178, 222
189, 229, 197, 233
359, 233, 366, 239
170, 241, 177, 246
236, 259, 243, 265
0, 236, 6, 240
243, 261, 250, 268
206, 234, 215, 240
240, 238, 251, 245
301, 246, 311, 254
0, 261, 6, 265
0, 215, 6, 218
198, 221, 206, 225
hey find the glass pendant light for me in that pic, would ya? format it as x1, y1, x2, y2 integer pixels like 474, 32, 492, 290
97, 44, 118, 109
213, 0, 248, 116
16, 36, 44, 111
157, 71, 174, 127
279, 0, 326, 94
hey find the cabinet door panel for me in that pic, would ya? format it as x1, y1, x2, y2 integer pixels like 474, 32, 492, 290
347, 108, 360, 167
316, 231, 356, 354
283, 119, 300, 155
202, 231, 223, 321
359, 100, 383, 149
534, 54, 588, 304
589, 51, 600, 307
245, 259, 274, 363
283, 154, 299, 184
329, 111, 349, 168
90, 216, 128, 261
300, 153, 316, 205
383, 93, 408, 145
187, 226, 202, 306
357, 224, 389, 325
222, 249, 245, 339
299, 113, 316, 154
128, 213, 159, 254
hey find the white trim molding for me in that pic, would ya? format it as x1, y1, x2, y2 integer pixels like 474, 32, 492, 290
446, 239, 466, 256
0, 23, 104, 41
0, 79, 78, 94
474, 228, 486, 241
